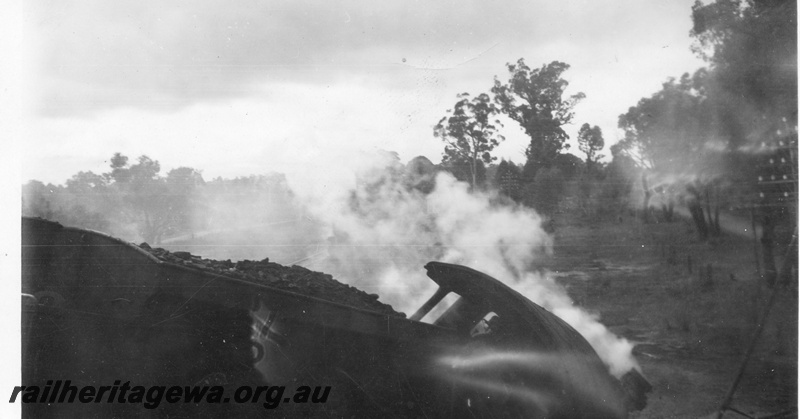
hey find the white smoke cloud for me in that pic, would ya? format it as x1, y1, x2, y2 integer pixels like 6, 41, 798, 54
284, 151, 639, 377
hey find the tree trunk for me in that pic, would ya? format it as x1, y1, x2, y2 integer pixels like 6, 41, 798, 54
471, 151, 477, 188
779, 234, 798, 287
641, 174, 651, 224
704, 184, 718, 236
661, 198, 674, 222
750, 207, 761, 276
761, 213, 778, 286
689, 201, 708, 241
667, 199, 675, 222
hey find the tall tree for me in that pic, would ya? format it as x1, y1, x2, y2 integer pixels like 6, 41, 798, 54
492, 59, 585, 179
105, 154, 201, 244
617, 70, 713, 174
577, 123, 605, 172
691, 0, 797, 147
434, 92, 505, 187
108, 152, 131, 183
616, 71, 718, 233
692, 0, 797, 278
110, 155, 167, 243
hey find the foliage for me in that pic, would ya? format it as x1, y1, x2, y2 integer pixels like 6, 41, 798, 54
22, 154, 208, 244
494, 159, 523, 202
66, 171, 108, 193
23, 174, 113, 232
108, 155, 172, 243
600, 151, 637, 217
523, 167, 566, 215
164, 167, 206, 237
577, 123, 605, 171
689, 0, 797, 266
22, 157, 306, 247
441, 158, 486, 188
492, 59, 585, 179
617, 70, 714, 174
691, 0, 797, 145
613, 0, 796, 245
108, 153, 131, 183
552, 153, 585, 180
404, 156, 437, 194
434, 93, 505, 187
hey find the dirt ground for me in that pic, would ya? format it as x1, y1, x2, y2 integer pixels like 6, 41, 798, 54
542, 212, 798, 418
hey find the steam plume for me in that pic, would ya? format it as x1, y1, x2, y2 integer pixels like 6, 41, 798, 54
284, 151, 639, 377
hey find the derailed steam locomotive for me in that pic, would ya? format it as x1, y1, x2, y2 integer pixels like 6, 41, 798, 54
22, 217, 649, 418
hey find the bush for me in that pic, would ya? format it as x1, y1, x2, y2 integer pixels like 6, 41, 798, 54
523, 167, 565, 215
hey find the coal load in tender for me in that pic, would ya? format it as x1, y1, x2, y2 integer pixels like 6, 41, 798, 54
138, 243, 405, 317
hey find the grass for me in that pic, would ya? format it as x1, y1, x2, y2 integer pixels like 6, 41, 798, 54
542, 207, 797, 417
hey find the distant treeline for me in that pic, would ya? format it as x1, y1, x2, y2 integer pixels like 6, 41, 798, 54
22, 153, 300, 244
23, 148, 644, 244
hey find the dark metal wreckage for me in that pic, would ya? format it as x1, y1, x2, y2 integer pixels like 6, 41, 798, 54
22, 217, 649, 418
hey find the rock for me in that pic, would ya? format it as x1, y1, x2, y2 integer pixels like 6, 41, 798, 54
136, 245, 405, 317
173, 251, 192, 260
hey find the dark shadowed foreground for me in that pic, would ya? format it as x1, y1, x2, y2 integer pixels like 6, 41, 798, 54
22, 217, 649, 418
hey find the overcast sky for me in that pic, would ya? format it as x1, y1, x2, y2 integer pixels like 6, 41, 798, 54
19, 0, 706, 184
